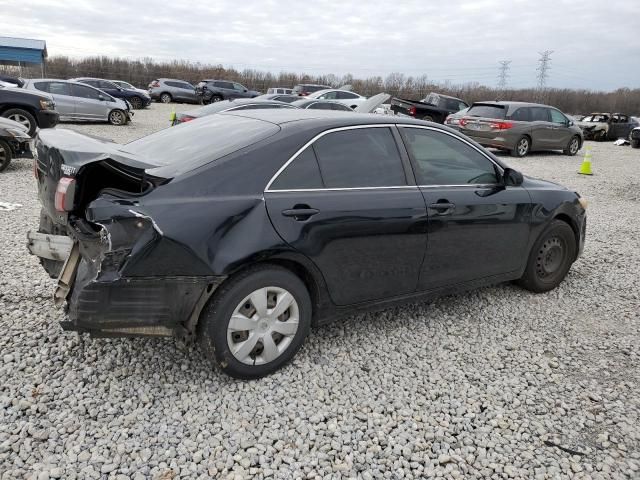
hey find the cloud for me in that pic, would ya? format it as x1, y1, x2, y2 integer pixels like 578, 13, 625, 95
1, 0, 638, 90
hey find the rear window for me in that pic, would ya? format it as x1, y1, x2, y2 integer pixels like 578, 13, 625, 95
466, 104, 506, 119
122, 115, 280, 177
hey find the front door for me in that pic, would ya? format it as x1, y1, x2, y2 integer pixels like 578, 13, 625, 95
265, 126, 428, 305
398, 126, 532, 290
527, 106, 555, 149
70, 83, 111, 121
547, 108, 573, 148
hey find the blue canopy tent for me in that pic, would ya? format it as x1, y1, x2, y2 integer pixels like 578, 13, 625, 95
0, 37, 47, 76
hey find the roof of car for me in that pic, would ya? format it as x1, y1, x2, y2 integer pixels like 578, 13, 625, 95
24, 78, 84, 84
472, 100, 553, 108
219, 107, 428, 127
291, 99, 346, 106
189, 98, 294, 117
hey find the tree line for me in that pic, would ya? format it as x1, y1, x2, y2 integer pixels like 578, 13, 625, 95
4, 55, 640, 114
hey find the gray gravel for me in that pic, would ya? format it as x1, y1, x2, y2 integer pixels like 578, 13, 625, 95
1, 104, 639, 479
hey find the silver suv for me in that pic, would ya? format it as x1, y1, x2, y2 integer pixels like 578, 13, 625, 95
147, 78, 197, 104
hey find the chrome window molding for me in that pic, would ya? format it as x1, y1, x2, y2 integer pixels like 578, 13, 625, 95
264, 123, 507, 194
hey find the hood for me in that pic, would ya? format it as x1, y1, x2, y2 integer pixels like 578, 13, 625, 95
576, 121, 599, 130
0, 116, 29, 133
522, 175, 567, 191
355, 93, 392, 113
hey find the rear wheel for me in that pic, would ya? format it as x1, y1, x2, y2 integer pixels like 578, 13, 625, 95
0, 139, 12, 172
160, 92, 172, 103
517, 220, 576, 293
422, 115, 434, 122
108, 109, 127, 125
511, 136, 531, 157
3, 108, 37, 136
564, 135, 581, 156
210, 95, 223, 103
632, 138, 640, 149
198, 265, 311, 379
129, 96, 143, 109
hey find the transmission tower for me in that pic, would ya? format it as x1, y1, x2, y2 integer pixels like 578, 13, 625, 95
536, 50, 553, 90
497, 60, 511, 90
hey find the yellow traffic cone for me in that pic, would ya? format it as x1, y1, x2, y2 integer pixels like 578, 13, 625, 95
578, 147, 593, 175
169, 109, 176, 126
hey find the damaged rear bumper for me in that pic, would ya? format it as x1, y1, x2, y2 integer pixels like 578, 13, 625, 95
45, 200, 225, 338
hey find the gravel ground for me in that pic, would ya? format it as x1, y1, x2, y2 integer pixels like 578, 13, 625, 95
1, 104, 639, 480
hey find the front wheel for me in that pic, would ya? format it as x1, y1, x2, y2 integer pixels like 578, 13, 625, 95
632, 138, 640, 149
129, 96, 143, 109
0, 139, 12, 172
108, 109, 127, 126
517, 220, 577, 293
511, 136, 531, 157
595, 129, 607, 141
159, 93, 172, 103
564, 136, 581, 156
198, 265, 311, 379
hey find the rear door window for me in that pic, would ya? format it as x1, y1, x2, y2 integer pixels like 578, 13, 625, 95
401, 127, 499, 185
269, 148, 323, 190
509, 108, 530, 121
529, 107, 550, 122
336, 91, 359, 99
466, 105, 506, 119
312, 127, 407, 188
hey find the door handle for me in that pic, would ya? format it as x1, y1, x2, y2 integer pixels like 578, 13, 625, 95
282, 206, 319, 221
428, 202, 455, 215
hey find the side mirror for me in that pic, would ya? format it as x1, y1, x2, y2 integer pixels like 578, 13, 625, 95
568, 120, 574, 127
503, 167, 523, 186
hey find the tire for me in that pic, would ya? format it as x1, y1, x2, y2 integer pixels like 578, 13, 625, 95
108, 109, 127, 126
632, 139, 640, 149
198, 265, 312, 379
563, 135, 581, 156
0, 139, 12, 172
38, 209, 66, 278
129, 96, 143, 109
422, 115, 434, 122
511, 136, 531, 157
160, 93, 172, 103
210, 95, 223, 103
595, 129, 607, 142
517, 220, 577, 293
2, 108, 37, 136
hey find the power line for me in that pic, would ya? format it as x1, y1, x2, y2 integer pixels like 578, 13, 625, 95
497, 60, 512, 89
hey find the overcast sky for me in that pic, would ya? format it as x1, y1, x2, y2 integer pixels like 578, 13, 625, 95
1, 0, 637, 91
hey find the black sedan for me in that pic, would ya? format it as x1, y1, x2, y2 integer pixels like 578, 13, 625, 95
173, 98, 297, 124
31, 110, 587, 379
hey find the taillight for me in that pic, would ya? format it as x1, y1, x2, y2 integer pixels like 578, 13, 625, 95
55, 177, 76, 212
490, 121, 513, 130
179, 116, 195, 123
408, 106, 416, 116
301, 91, 309, 96
459, 117, 468, 127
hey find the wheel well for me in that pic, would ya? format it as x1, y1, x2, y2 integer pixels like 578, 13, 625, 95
0, 105, 38, 123
553, 213, 579, 254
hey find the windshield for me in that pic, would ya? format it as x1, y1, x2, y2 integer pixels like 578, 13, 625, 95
122, 114, 280, 177
582, 114, 609, 123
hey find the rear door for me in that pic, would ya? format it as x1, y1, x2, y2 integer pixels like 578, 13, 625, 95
265, 125, 428, 305
399, 126, 532, 290
33, 81, 76, 119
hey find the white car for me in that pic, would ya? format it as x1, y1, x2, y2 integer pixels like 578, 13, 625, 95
111, 80, 152, 100
306, 89, 367, 109
267, 87, 293, 95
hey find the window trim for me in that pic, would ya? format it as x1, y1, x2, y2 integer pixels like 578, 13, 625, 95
398, 125, 505, 188
265, 124, 412, 192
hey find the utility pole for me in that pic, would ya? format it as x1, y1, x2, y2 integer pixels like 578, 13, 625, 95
497, 60, 511, 90
536, 50, 553, 91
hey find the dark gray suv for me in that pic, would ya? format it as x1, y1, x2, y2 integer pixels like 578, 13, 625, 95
458, 101, 583, 157
195, 80, 261, 104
